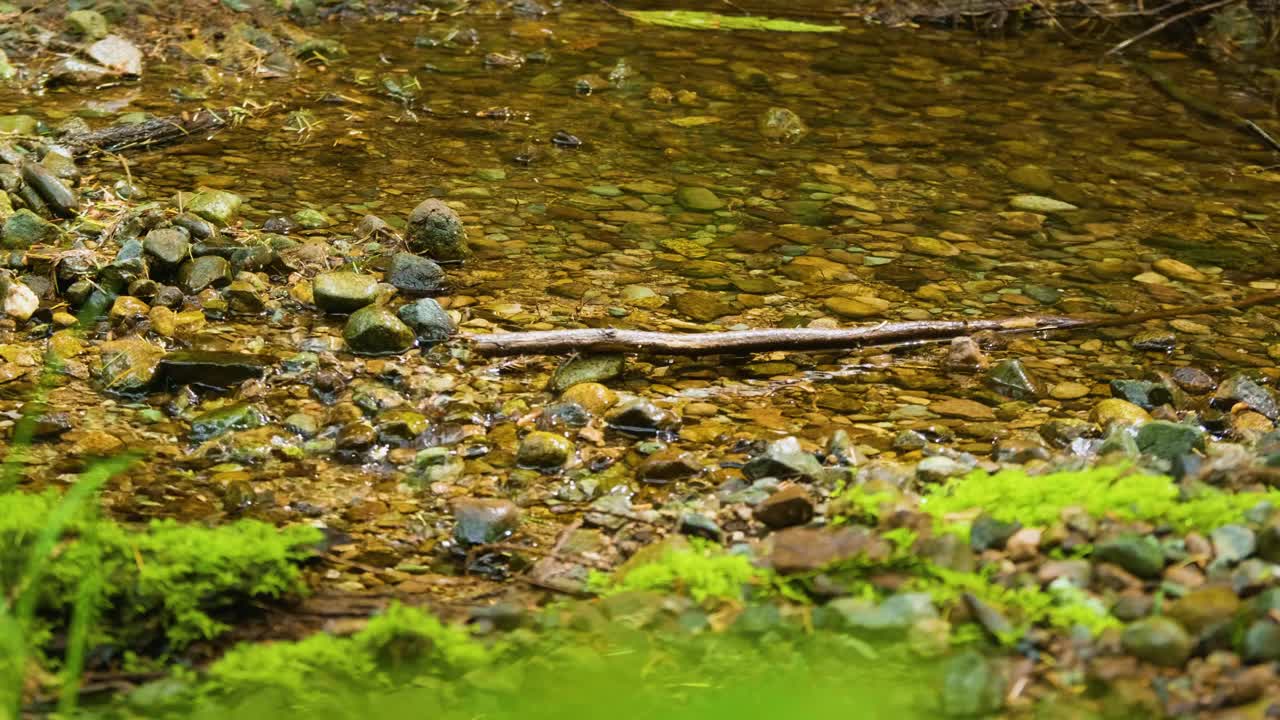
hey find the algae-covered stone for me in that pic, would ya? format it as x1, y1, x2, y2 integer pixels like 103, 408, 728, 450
0, 114, 36, 134
986, 358, 1040, 399
516, 431, 574, 469
1135, 420, 1204, 462
313, 271, 378, 313
1121, 617, 1192, 667
2, 209, 55, 248
343, 305, 415, 355
291, 207, 330, 228
177, 256, 232, 294
940, 650, 1006, 717
1094, 534, 1165, 578
143, 227, 191, 269
1241, 620, 1280, 663
190, 403, 266, 441
549, 354, 625, 392
560, 382, 618, 414
386, 252, 444, 295
676, 186, 724, 212
406, 198, 469, 261
743, 436, 823, 481
66, 9, 109, 39
1090, 398, 1151, 427
757, 106, 807, 143
397, 298, 454, 343
186, 189, 243, 225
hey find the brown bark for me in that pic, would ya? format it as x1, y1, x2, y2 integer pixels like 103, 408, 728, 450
59, 109, 228, 157
467, 290, 1280, 357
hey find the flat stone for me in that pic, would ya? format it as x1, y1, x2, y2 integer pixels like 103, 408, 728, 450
313, 271, 379, 313
186, 189, 243, 225
743, 436, 823, 481
86, 35, 142, 76
904, 236, 959, 257
156, 350, 270, 389
635, 448, 701, 484
177, 256, 231, 294
1009, 194, 1078, 213
930, 397, 995, 420
767, 526, 889, 574
550, 354, 625, 392
753, 485, 815, 529
95, 337, 162, 393
143, 227, 192, 268
675, 186, 724, 212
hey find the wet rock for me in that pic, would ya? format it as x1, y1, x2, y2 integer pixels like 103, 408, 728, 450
605, 398, 678, 434
636, 448, 701, 484
186, 189, 243, 226
986, 358, 1039, 399
1009, 194, 1077, 213
1038, 417, 1098, 448
767, 526, 889, 574
941, 650, 1006, 717
550, 354, 625, 393
375, 409, 429, 442
964, 592, 1015, 641
20, 161, 78, 217
561, 382, 618, 414
452, 498, 520, 545
313, 271, 378, 313
1007, 165, 1055, 193
3, 280, 38, 322
190, 403, 266, 441
109, 296, 149, 322
516, 431, 574, 469
2, 209, 56, 248
343, 305, 415, 355
1135, 421, 1204, 461
177, 256, 231, 294
742, 437, 823, 481
173, 213, 218, 241
1110, 379, 1173, 409
970, 514, 1021, 552
1167, 585, 1240, 635
1122, 617, 1192, 667
1241, 620, 1280, 663
917, 456, 970, 482
944, 336, 989, 371
95, 337, 162, 393
143, 227, 191, 270
86, 35, 142, 76
406, 199, 469, 262
1095, 534, 1165, 578
1172, 367, 1215, 395
757, 106, 807, 143
824, 296, 890, 318
673, 290, 734, 322
397, 298, 454, 344
47, 57, 111, 85
284, 413, 319, 438
1211, 524, 1256, 565
754, 485, 815, 528
225, 281, 264, 314
1214, 374, 1279, 420
386, 252, 444, 295
1090, 398, 1151, 427
904, 236, 959, 257
355, 214, 397, 242
676, 186, 724, 212
1131, 330, 1175, 352
678, 513, 722, 541
157, 350, 270, 390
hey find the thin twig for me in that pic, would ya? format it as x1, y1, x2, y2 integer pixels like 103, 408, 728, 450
1105, 0, 1238, 55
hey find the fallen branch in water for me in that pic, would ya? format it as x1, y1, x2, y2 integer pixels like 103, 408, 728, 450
467, 289, 1280, 357
57, 108, 230, 157
1133, 61, 1280, 153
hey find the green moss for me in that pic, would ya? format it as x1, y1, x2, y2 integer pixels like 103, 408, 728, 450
922, 465, 1280, 532
0, 490, 321, 648
588, 540, 765, 603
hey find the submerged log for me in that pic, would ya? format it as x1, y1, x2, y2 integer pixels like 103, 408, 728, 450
58, 109, 228, 157
468, 290, 1280, 357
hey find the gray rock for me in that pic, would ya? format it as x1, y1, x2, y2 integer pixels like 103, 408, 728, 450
397, 298, 454, 344
1214, 373, 1279, 420
964, 592, 1015, 642
742, 436, 823, 481
65, 9, 108, 39
343, 305, 415, 355
86, 35, 142, 76
1094, 534, 1165, 578
970, 514, 1021, 552
20, 161, 78, 217
941, 650, 1006, 717
1241, 620, 1280, 663
386, 252, 444, 295
406, 199, 469, 261
143, 227, 191, 269
1110, 379, 1173, 409
452, 498, 520, 545
1135, 421, 1204, 462
1121, 617, 1192, 667
986, 358, 1040, 399
177, 256, 231, 294
46, 57, 111, 85
313, 271, 378, 313
1211, 524, 1256, 565
549, 354, 625, 393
